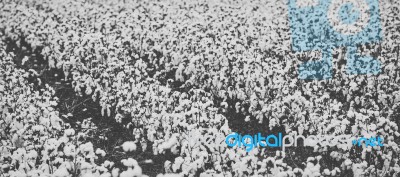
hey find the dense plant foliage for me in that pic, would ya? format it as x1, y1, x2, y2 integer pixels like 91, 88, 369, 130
1, 0, 400, 176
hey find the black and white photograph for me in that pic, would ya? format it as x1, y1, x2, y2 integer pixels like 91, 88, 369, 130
0, 0, 400, 176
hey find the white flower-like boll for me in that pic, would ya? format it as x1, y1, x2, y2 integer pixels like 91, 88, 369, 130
96, 148, 106, 157
122, 141, 137, 152
64, 129, 75, 136
121, 158, 138, 168
53, 168, 70, 177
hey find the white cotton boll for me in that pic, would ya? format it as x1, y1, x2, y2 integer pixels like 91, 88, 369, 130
344, 159, 352, 166
389, 122, 397, 129
120, 169, 134, 177
164, 161, 172, 173
142, 159, 153, 164
368, 124, 377, 131
61, 161, 74, 172
82, 172, 97, 177
135, 134, 141, 140
306, 162, 314, 169
53, 157, 64, 164
323, 169, 330, 175
275, 159, 283, 165
111, 168, 120, 177
293, 168, 303, 174
9, 171, 27, 177
140, 140, 148, 152
89, 168, 99, 176
65, 129, 75, 136
132, 166, 142, 176
340, 124, 347, 133
312, 172, 321, 176
156, 174, 183, 177
64, 143, 77, 157
286, 171, 295, 176
172, 157, 184, 172
361, 161, 368, 168
21, 56, 29, 65
276, 172, 287, 177
330, 151, 338, 159
103, 161, 115, 168
122, 141, 137, 152
27, 150, 38, 159
266, 157, 275, 164
53, 168, 70, 177
27, 170, 41, 177
100, 172, 112, 177
2, 164, 9, 170
96, 148, 106, 157
244, 116, 250, 122
170, 145, 179, 155
153, 146, 159, 155
395, 132, 400, 137
81, 162, 92, 171
121, 158, 138, 167
361, 150, 366, 159
351, 125, 358, 134
86, 87, 93, 95
96, 166, 108, 173
338, 142, 352, 151
331, 169, 337, 176
80, 142, 94, 153
159, 135, 178, 150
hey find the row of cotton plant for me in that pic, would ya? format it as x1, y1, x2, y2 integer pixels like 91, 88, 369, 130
0, 43, 168, 177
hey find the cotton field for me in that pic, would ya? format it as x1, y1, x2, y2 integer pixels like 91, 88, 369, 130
1, 0, 400, 177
